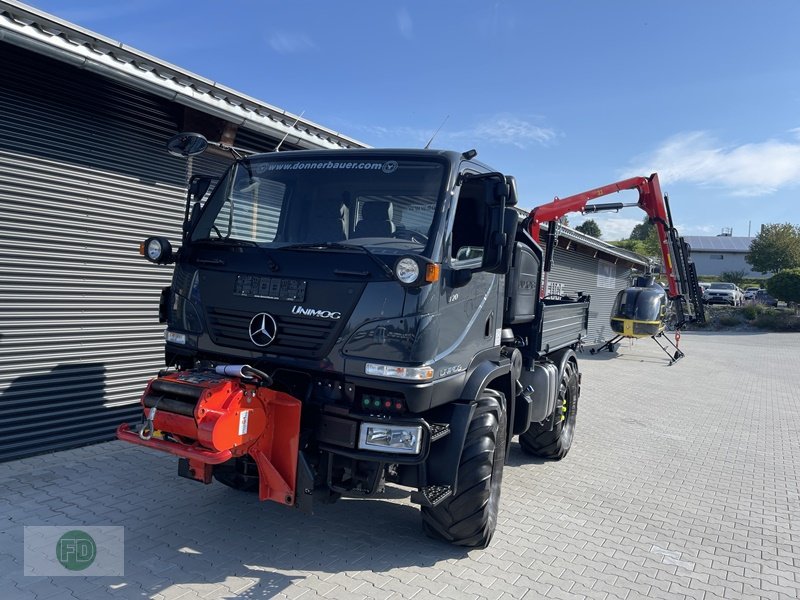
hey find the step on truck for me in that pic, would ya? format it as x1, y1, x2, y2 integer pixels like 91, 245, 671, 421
118, 134, 701, 547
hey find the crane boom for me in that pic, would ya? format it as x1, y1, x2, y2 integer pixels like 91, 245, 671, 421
526, 173, 705, 327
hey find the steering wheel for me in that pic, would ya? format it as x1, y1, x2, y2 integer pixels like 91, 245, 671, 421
394, 229, 428, 244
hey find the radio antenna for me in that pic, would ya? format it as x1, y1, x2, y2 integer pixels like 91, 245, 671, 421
424, 115, 450, 149
274, 110, 306, 152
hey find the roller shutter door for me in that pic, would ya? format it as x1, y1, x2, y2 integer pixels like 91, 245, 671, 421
0, 43, 233, 461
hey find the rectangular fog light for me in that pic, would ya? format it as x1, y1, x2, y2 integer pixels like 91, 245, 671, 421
358, 424, 423, 455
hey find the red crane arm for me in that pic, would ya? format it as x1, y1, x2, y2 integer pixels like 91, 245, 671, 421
527, 173, 679, 298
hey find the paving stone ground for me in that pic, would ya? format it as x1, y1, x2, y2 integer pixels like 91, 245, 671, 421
2, 331, 799, 599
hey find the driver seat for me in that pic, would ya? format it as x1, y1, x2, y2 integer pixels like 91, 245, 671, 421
354, 201, 395, 238
303, 201, 347, 242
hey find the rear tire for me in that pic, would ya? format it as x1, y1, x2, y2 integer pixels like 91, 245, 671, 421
421, 389, 507, 548
519, 359, 578, 460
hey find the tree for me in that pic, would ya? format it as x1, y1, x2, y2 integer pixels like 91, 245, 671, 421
629, 217, 654, 241
608, 239, 647, 254
575, 219, 601, 238
641, 227, 661, 257
746, 223, 800, 274
766, 268, 800, 308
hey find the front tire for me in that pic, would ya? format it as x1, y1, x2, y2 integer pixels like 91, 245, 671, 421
421, 389, 507, 548
519, 359, 579, 460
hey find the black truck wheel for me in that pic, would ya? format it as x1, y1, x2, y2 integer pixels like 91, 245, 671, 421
519, 359, 578, 460
212, 455, 260, 492
421, 389, 507, 548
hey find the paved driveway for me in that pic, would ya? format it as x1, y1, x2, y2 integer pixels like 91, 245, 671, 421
2, 331, 799, 599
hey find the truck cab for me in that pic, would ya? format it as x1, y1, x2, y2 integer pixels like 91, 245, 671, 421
153, 148, 513, 414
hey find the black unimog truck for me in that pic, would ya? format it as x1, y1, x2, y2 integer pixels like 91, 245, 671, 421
120, 138, 591, 548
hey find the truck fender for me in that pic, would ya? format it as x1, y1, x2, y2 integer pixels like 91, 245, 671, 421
424, 360, 512, 494
550, 348, 580, 388
549, 348, 581, 415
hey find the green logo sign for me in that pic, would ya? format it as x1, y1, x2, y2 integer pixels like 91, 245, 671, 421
56, 530, 96, 571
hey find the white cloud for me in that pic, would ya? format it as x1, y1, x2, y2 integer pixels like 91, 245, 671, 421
627, 131, 800, 196
452, 115, 557, 149
397, 8, 413, 39
352, 114, 557, 149
269, 32, 316, 54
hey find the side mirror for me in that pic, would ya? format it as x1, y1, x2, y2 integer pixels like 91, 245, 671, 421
482, 207, 518, 274
505, 176, 519, 207
166, 132, 208, 157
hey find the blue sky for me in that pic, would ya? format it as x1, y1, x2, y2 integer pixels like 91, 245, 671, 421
26, 0, 800, 240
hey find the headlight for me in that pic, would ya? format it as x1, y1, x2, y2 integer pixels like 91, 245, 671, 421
365, 363, 434, 380
395, 258, 420, 284
358, 424, 423, 454
393, 256, 440, 287
142, 237, 174, 264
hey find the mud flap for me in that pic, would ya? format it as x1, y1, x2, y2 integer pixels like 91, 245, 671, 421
416, 402, 475, 496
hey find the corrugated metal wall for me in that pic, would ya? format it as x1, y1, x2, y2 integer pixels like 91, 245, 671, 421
549, 246, 635, 345
0, 43, 236, 461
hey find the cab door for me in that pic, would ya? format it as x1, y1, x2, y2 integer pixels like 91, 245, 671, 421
434, 172, 504, 376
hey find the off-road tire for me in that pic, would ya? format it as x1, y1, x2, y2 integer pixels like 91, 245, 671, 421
212, 455, 259, 492
421, 389, 507, 548
519, 359, 578, 460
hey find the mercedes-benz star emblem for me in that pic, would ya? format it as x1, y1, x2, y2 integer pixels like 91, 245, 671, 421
248, 312, 277, 347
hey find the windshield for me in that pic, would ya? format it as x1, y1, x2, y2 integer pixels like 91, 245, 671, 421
710, 283, 735, 290
190, 155, 446, 255
614, 288, 666, 320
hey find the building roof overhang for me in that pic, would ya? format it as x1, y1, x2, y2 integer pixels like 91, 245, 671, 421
0, 0, 368, 150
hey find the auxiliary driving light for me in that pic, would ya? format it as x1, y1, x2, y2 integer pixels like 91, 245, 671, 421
358, 424, 423, 455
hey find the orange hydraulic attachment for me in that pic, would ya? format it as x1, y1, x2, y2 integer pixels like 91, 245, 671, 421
117, 369, 301, 506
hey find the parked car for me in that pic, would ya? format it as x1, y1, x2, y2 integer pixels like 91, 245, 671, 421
704, 282, 744, 306
743, 287, 761, 301
754, 289, 778, 307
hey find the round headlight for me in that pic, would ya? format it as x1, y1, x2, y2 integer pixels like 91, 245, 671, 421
143, 237, 173, 264
395, 258, 420, 284
146, 238, 165, 261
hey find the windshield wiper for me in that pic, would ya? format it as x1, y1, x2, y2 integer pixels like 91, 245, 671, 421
280, 242, 394, 279
194, 237, 280, 272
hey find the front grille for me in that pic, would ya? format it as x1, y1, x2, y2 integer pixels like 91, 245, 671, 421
206, 306, 338, 358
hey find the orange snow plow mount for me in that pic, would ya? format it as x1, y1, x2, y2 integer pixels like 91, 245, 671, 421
116, 366, 301, 506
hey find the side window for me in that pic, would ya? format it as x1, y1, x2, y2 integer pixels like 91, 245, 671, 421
451, 179, 485, 262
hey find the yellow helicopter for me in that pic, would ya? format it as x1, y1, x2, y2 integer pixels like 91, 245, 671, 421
590, 275, 685, 364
